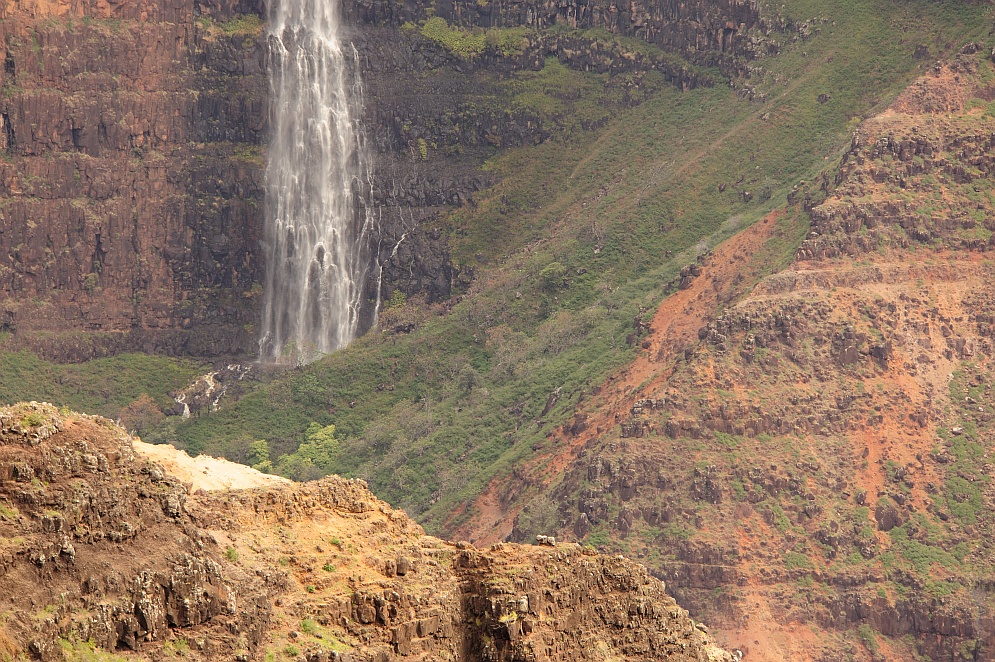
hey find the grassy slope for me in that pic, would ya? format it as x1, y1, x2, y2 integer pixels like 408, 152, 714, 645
7, 0, 986, 534
0, 351, 206, 418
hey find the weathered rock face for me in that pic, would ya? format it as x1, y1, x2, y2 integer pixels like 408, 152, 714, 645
0, 0, 768, 360
0, 0, 268, 360
0, 401, 735, 661
0, 402, 273, 659
798, 45, 995, 262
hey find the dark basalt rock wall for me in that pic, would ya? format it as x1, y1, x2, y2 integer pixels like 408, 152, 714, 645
0, 0, 268, 360
349, 0, 767, 65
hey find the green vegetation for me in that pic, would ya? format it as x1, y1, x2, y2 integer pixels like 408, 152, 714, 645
260, 423, 341, 481
784, 551, 813, 570
224, 546, 239, 563
0, 501, 17, 520
19, 411, 45, 427
217, 14, 264, 36
249, 440, 273, 473
584, 529, 612, 549
857, 624, 880, 655
58, 639, 130, 661
233, 144, 264, 166
162, 638, 190, 657
889, 524, 961, 574
196, 13, 265, 37
420, 17, 487, 59
485, 27, 531, 57
419, 18, 533, 60
766, 502, 792, 533
935, 370, 992, 525
288, 618, 348, 654
0, 351, 204, 420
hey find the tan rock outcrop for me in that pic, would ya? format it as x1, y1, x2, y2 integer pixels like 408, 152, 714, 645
0, 401, 734, 661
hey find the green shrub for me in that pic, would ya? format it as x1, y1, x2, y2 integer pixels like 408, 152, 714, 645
584, 529, 612, 548
216, 14, 263, 36
249, 440, 273, 473
857, 624, 879, 654
19, 411, 45, 427
0, 501, 17, 520
275, 422, 340, 481
783, 551, 813, 570
538, 262, 568, 291
420, 17, 485, 59
484, 27, 530, 56
82, 273, 99, 292
58, 638, 131, 661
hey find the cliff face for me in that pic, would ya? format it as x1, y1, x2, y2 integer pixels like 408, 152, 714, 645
0, 401, 735, 661
0, 0, 267, 360
0, 0, 767, 360
351, 0, 769, 66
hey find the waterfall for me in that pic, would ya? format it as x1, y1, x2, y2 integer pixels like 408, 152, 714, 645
259, 0, 376, 365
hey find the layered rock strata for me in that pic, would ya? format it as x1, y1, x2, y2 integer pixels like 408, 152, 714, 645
0, 0, 267, 359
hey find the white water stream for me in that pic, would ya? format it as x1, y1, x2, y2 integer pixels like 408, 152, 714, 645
259, 0, 376, 364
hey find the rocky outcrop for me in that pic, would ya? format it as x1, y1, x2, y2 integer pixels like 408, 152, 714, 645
0, 401, 734, 660
798, 45, 995, 261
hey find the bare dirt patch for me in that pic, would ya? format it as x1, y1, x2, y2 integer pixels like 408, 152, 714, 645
133, 440, 291, 492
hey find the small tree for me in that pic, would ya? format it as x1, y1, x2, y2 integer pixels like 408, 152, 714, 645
538, 261, 568, 291
249, 440, 273, 473
274, 423, 340, 481
296, 423, 340, 471
118, 394, 164, 436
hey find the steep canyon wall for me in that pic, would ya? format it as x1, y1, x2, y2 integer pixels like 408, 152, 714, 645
0, 0, 267, 359
0, 0, 766, 360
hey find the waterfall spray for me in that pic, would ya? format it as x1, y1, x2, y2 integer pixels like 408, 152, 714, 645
259, 0, 376, 364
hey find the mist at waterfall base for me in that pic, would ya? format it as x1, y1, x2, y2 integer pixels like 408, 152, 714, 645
258, 0, 377, 365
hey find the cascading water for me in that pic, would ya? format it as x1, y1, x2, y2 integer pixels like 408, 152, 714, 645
259, 0, 376, 364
